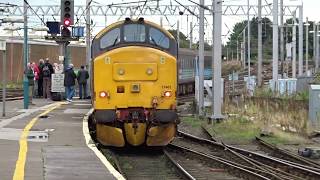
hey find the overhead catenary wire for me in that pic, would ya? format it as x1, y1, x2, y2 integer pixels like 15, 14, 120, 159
23, 0, 46, 25
74, 0, 93, 26
0, 2, 17, 7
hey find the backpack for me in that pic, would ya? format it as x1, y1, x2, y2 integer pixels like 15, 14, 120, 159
43, 65, 50, 77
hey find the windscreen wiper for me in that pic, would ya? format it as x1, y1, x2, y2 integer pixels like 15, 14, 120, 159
150, 37, 159, 47
112, 36, 119, 46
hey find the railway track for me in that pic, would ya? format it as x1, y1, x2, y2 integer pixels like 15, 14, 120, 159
255, 137, 320, 171
99, 145, 269, 180
177, 95, 195, 104
0, 88, 23, 101
97, 129, 320, 179
176, 130, 320, 180
165, 144, 270, 180
100, 147, 184, 180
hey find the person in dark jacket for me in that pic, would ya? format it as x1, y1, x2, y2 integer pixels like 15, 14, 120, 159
64, 64, 77, 102
77, 65, 89, 99
42, 58, 54, 99
38, 59, 44, 97
25, 63, 35, 105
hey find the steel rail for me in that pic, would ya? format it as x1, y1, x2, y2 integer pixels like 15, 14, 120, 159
164, 150, 196, 180
166, 143, 271, 180
177, 130, 320, 179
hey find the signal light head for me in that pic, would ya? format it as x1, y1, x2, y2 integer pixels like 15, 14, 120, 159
64, 1, 70, 6
63, 18, 71, 26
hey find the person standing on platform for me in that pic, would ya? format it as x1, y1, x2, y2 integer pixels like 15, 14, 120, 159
42, 58, 54, 99
25, 63, 35, 105
38, 59, 44, 97
77, 65, 89, 99
64, 64, 77, 102
31, 62, 40, 97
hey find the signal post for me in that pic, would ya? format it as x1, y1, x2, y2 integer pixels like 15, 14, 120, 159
45, 0, 83, 70
45, 0, 84, 100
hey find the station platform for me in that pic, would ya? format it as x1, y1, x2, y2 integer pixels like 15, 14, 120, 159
0, 99, 124, 180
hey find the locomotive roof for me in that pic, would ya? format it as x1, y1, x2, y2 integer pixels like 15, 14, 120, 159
95, 18, 175, 40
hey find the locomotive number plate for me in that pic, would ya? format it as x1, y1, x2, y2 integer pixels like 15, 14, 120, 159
162, 85, 171, 89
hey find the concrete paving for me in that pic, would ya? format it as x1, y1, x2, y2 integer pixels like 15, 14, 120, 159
0, 98, 120, 180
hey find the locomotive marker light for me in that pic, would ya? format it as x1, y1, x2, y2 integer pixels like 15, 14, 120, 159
163, 91, 172, 97
99, 91, 107, 98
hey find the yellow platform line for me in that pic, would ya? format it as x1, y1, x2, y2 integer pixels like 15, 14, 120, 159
12, 102, 66, 180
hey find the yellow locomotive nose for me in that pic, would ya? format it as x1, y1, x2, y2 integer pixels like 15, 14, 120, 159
124, 123, 147, 146
92, 19, 177, 147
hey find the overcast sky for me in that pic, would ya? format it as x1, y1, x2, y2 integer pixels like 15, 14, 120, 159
0, 0, 317, 44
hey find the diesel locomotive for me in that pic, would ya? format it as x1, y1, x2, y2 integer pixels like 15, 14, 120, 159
91, 18, 179, 147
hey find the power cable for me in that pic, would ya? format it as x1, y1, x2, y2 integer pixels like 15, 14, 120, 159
138, 0, 148, 17
0, 2, 17, 7
74, 0, 93, 26
173, 0, 199, 19
23, 0, 46, 25
185, 0, 212, 12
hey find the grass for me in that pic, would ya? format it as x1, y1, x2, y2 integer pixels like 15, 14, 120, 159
254, 87, 309, 101
181, 116, 204, 128
182, 87, 310, 145
205, 117, 261, 144
260, 129, 309, 145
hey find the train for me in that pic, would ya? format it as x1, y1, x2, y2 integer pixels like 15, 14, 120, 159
91, 18, 179, 147
177, 48, 213, 95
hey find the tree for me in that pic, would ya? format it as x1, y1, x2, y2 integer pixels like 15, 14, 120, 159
225, 17, 273, 61
168, 29, 190, 48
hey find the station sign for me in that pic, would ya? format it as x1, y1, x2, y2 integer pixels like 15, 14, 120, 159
51, 73, 65, 92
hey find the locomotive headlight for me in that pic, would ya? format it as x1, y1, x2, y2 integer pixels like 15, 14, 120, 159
99, 91, 108, 98
146, 68, 153, 75
118, 68, 125, 75
163, 91, 172, 97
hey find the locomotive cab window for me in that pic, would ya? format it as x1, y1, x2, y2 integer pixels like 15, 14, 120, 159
124, 24, 146, 42
100, 28, 120, 49
149, 28, 169, 49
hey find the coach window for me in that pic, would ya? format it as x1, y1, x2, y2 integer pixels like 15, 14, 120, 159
149, 28, 169, 49
124, 24, 145, 42
100, 28, 120, 49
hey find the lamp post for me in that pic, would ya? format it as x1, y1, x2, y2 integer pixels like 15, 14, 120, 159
290, 0, 303, 76
1, 39, 6, 117
247, 0, 251, 78
21, 1, 48, 109
305, 18, 310, 73
309, 23, 318, 72
292, 11, 297, 78
23, 0, 28, 109
272, 0, 279, 87
1, 17, 24, 117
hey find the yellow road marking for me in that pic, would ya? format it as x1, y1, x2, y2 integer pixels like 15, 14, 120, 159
13, 102, 65, 180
